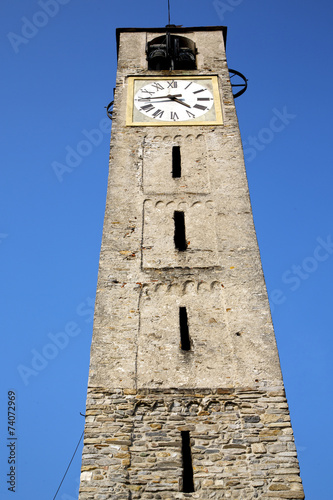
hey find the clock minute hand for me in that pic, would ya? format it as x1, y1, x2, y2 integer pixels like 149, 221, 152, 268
141, 94, 182, 100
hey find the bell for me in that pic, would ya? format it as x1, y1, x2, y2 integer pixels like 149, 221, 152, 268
148, 46, 170, 70
177, 48, 196, 70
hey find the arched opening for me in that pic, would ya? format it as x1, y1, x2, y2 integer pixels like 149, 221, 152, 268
147, 34, 197, 70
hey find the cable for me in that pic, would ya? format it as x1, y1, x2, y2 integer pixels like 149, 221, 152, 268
168, 0, 171, 25
52, 429, 84, 500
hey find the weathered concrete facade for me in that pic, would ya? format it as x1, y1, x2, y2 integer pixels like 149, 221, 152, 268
79, 27, 304, 499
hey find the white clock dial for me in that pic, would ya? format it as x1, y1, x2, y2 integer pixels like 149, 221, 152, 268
134, 79, 215, 122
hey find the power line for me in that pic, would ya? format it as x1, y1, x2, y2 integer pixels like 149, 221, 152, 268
52, 429, 84, 500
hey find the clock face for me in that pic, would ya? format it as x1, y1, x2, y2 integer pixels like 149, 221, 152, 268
134, 79, 215, 122
127, 76, 223, 126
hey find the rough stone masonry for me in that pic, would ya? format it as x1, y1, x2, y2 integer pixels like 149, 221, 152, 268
79, 27, 304, 499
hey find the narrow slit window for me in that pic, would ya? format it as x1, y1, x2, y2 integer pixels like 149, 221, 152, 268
174, 211, 187, 251
181, 431, 194, 493
172, 146, 181, 178
179, 307, 191, 351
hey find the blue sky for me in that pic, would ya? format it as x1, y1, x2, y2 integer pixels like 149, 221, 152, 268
1, 1, 332, 498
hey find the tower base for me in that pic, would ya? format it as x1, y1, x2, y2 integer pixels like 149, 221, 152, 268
79, 387, 304, 499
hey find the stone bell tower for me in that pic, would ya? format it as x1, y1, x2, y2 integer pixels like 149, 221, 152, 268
79, 26, 304, 499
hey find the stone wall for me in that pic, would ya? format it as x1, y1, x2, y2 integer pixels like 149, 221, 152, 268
79, 27, 304, 499
79, 388, 304, 500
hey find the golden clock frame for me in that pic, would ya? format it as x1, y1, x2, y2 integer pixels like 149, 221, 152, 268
126, 75, 223, 126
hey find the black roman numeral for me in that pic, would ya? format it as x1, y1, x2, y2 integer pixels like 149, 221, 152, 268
140, 104, 155, 112
193, 104, 207, 111
151, 82, 164, 91
193, 89, 206, 94
171, 111, 179, 121
167, 80, 177, 88
185, 82, 192, 89
186, 110, 195, 118
152, 109, 164, 118
197, 98, 211, 101
141, 89, 155, 97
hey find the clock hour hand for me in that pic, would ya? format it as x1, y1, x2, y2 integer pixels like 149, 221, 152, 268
170, 96, 191, 108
